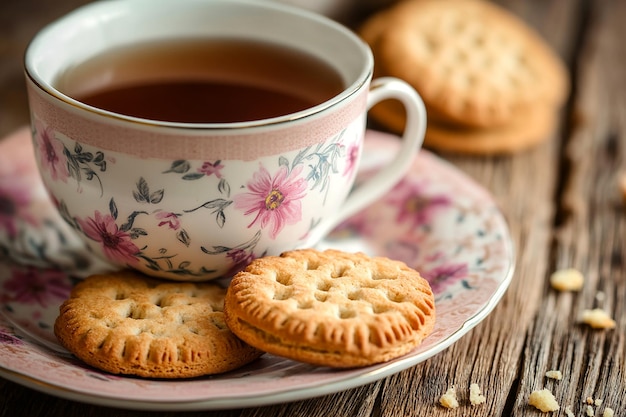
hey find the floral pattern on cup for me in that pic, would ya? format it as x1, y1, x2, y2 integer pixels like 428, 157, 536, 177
32, 118, 361, 280
0, 126, 113, 277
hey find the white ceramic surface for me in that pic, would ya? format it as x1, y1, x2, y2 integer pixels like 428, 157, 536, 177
0, 131, 514, 410
25, 0, 426, 280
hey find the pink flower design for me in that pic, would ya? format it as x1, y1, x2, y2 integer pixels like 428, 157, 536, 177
234, 164, 307, 239
225, 249, 257, 277
343, 143, 360, 177
77, 211, 139, 264
34, 123, 69, 182
0, 181, 36, 238
422, 262, 468, 294
198, 160, 224, 178
3, 267, 71, 308
155, 211, 181, 230
388, 180, 451, 228
0, 331, 22, 345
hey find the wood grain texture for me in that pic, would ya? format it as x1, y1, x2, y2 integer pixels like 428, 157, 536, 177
513, 1, 626, 415
1, 0, 624, 416
383, 1, 579, 415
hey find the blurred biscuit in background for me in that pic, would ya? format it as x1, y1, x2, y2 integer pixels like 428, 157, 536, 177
359, 0, 570, 155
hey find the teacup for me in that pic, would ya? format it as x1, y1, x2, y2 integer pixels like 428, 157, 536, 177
24, 0, 426, 281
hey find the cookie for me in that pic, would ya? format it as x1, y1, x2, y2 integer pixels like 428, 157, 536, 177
223, 249, 436, 368
54, 270, 262, 378
371, 97, 557, 155
362, 0, 569, 128
423, 105, 558, 155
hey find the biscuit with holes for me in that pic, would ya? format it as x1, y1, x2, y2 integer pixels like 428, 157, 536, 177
363, 0, 569, 128
54, 270, 262, 378
223, 249, 435, 367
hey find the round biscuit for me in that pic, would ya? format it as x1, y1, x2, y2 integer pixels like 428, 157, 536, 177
54, 270, 262, 378
223, 249, 436, 368
423, 110, 558, 155
371, 0, 569, 128
371, 99, 559, 155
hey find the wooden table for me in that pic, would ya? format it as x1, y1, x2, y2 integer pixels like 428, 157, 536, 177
1, 1, 624, 415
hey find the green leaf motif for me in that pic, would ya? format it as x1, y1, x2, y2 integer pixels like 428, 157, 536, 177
109, 198, 118, 220
133, 178, 163, 204
165, 160, 191, 174
182, 172, 205, 180
150, 189, 164, 204
177, 229, 190, 247
133, 177, 150, 203
218, 178, 230, 197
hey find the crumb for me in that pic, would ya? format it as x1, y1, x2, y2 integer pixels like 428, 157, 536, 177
529, 389, 560, 412
565, 406, 575, 417
603, 407, 615, 417
439, 386, 459, 409
595, 291, 606, 302
595, 399, 603, 406
545, 370, 563, 380
581, 309, 617, 329
586, 397, 595, 405
469, 383, 486, 406
550, 268, 584, 291
586, 405, 594, 416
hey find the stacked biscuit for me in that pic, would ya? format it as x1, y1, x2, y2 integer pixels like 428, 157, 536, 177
359, 0, 570, 155
224, 249, 436, 368
54, 249, 436, 377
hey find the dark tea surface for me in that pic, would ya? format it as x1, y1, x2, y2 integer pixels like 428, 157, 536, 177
55, 39, 345, 123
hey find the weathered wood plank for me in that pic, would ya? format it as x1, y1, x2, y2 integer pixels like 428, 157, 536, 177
237, 384, 381, 417
377, 1, 585, 415
513, 0, 626, 415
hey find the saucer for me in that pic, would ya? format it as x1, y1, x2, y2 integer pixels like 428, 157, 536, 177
0, 130, 514, 410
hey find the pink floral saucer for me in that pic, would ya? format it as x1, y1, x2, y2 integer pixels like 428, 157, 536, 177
0, 130, 514, 410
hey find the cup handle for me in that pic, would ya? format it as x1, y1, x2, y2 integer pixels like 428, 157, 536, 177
310, 76, 427, 245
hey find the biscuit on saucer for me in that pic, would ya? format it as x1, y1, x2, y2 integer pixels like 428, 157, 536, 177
224, 249, 436, 368
54, 270, 262, 378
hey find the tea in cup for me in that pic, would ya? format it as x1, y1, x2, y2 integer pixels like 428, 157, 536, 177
25, 0, 426, 281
